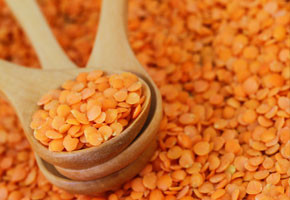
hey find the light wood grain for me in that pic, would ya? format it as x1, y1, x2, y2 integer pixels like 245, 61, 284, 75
0, 60, 69, 131
36, 140, 157, 195
87, 0, 147, 75
5, 0, 77, 69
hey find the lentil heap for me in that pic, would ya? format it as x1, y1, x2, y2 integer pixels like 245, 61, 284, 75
0, 0, 289, 199
31, 71, 145, 152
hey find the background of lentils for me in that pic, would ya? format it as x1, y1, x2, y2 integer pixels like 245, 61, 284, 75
0, 0, 289, 199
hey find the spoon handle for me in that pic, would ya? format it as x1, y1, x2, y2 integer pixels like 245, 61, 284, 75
0, 60, 28, 94
0, 60, 41, 129
5, 0, 77, 69
86, 0, 147, 75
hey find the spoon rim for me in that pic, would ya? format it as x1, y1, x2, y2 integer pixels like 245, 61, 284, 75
35, 140, 157, 195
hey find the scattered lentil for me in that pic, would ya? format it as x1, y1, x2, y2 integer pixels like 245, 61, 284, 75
0, 0, 289, 199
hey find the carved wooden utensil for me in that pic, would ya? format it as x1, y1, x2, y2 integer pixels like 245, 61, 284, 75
1, 0, 162, 194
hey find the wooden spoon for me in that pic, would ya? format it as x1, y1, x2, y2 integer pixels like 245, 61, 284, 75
1, 0, 163, 193
3, 0, 153, 170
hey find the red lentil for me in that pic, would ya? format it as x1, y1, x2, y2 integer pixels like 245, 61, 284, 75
0, 0, 289, 199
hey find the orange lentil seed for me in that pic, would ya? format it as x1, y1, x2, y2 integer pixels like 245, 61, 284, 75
193, 141, 210, 156
246, 180, 263, 195
211, 189, 226, 199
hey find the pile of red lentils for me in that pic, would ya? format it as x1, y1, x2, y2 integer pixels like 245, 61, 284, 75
31, 70, 144, 152
0, 0, 289, 199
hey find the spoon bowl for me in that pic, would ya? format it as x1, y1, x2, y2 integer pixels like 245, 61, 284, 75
0, 63, 151, 169
35, 76, 162, 193
33, 70, 151, 170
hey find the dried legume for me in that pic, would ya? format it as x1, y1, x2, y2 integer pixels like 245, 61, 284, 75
0, 0, 289, 199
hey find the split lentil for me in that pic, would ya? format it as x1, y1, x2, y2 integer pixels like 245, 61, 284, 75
0, 0, 289, 199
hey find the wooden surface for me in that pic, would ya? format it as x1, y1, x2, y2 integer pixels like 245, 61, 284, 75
0, 0, 163, 194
